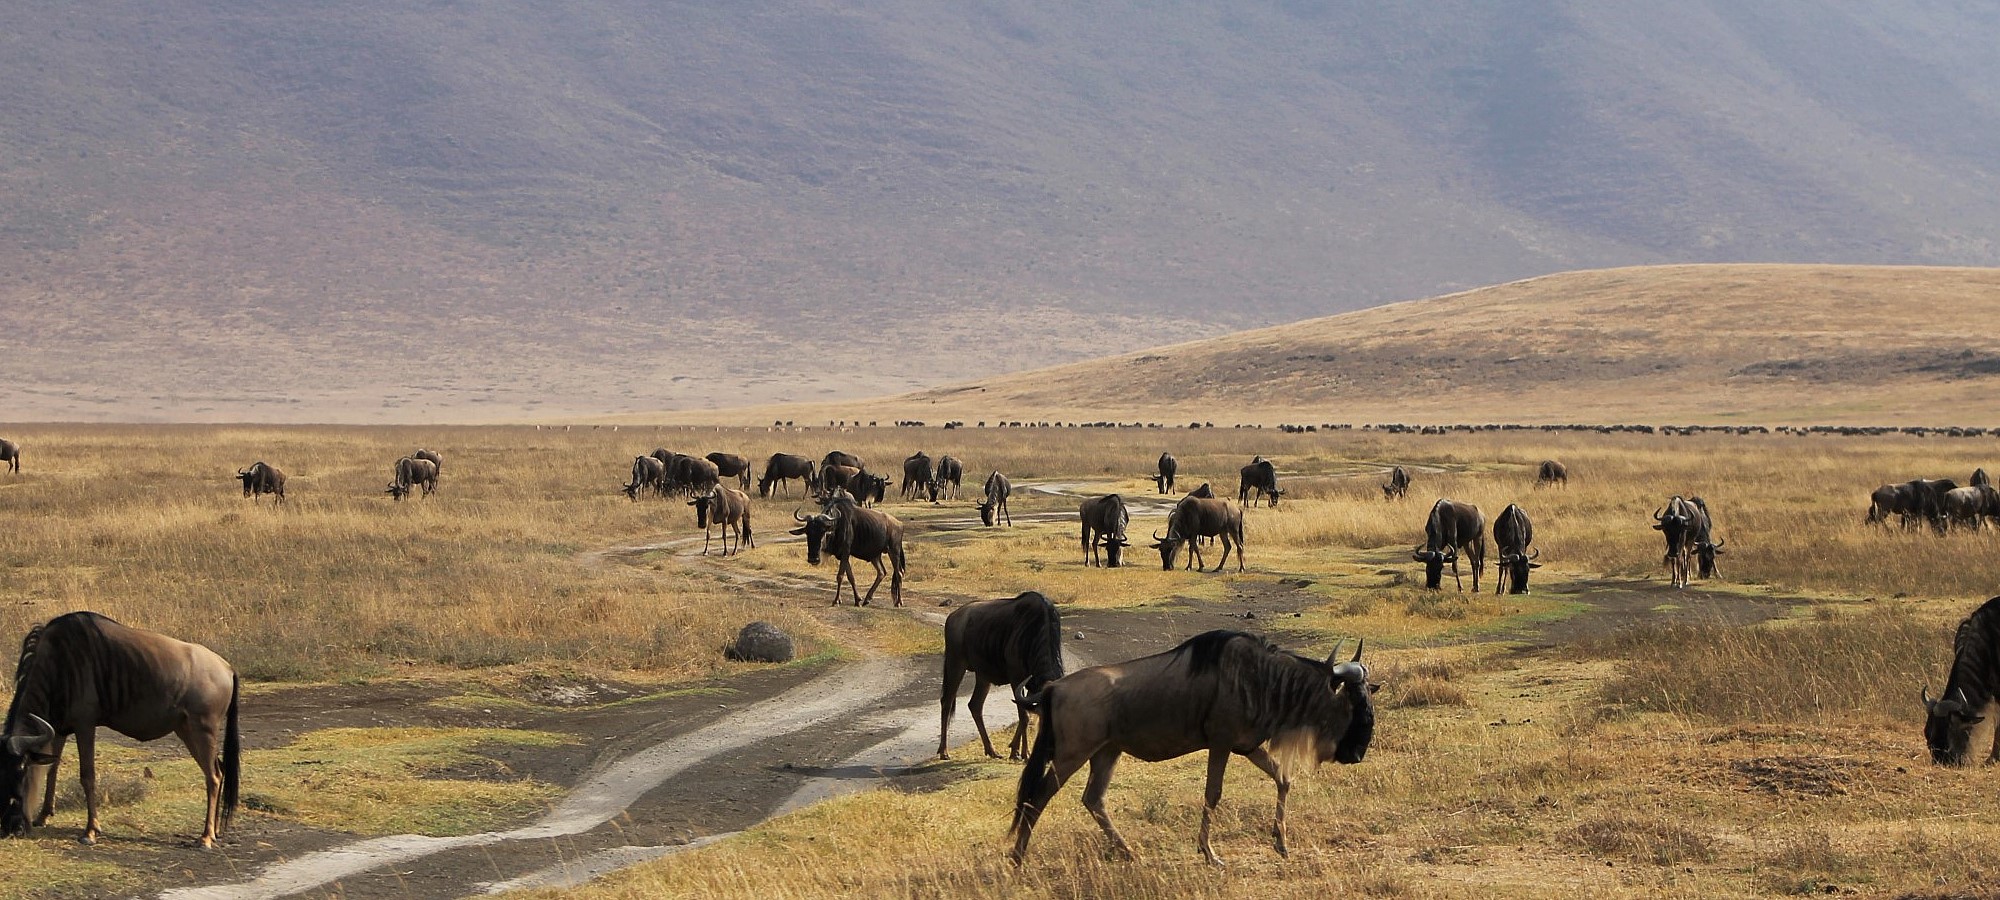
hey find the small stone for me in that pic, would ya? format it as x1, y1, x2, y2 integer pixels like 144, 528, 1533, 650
725, 621, 795, 663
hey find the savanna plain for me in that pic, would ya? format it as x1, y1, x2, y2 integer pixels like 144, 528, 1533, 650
2, 423, 1998, 899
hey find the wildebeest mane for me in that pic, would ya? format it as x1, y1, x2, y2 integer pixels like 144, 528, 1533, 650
6, 612, 118, 736
968, 594, 1064, 693
1944, 597, 2000, 713
1173, 630, 1366, 753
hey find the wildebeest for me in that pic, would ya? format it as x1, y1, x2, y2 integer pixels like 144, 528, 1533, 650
1187, 482, 1216, 499
1975, 468, 1992, 489
0, 438, 17, 474
1009, 631, 1373, 865
817, 463, 862, 497
1238, 456, 1283, 508
1152, 496, 1245, 572
1923, 596, 2000, 765
235, 462, 286, 504
623, 455, 667, 500
1652, 496, 1701, 588
668, 454, 722, 497
1491, 503, 1540, 595
690, 488, 754, 556
705, 452, 753, 492
1079, 494, 1131, 568
1381, 465, 1410, 500
758, 453, 816, 498
938, 591, 1064, 760
1688, 496, 1724, 579
821, 450, 864, 472
1153, 452, 1178, 494
385, 456, 439, 501
2, 612, 240, 847
934, 455, 965, 500
902, 452, 935, 501
979, 471, 1013, 527
1413, 499, 1486, 591
789, 491, 907, 607
1867, 482, 1915, 527
853, 472, 891, 507
1535, 460, 1568, 489
413, 448, 442, 473
1942, 485, 2000, 532
1907, 479, 1961, 534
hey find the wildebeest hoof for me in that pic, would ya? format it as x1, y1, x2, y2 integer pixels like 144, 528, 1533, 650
78, 832, 97, 846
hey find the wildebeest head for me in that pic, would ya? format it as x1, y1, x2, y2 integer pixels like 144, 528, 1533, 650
979, 499, 997, 526
1412, 500, 1460, 590
690, 491, 716, 529
789, 507, 831, 566
1652, 498, 1692, 558
1151, 527, 1183, 571
1, 713, 57, 836
1922, 685, 1984, 766
1315, 639, 1374, 765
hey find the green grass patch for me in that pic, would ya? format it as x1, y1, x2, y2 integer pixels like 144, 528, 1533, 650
243, 727, 575, 836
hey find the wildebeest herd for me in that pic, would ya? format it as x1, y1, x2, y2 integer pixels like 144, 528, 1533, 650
8, 438, 2000, 871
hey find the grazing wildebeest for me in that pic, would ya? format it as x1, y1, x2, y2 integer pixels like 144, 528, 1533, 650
1238, 456, 1283, 508
1923, 596, 2000, 766
668, 454, 721, 497
1382, 465, 1410, 500
705, 452, 753, 492
690, 488, 754, 556
0, 439, 17, 474
623, 455, 667, 500
1688, 496, 1724, 579
1975, 468, 1992, 489
1652, 496, 1700, 588
1867, 482, 1916, 527
902, 452, 935, 502
758, 453, 816, 498
1413, 499, 1485, 591
1079, 494, 1131, 568
1491, 503, 1540, 595
821, 451, 864, 472
938, 591, 1064, 760
1908, 478, 1961, 534
1009, 631, 1373, 865
2, 612, 240, 847
1151, 496, 1245, 572
979, 471, 1013, 526
1535, 460, 1568, 489
1153, 452, 1178, 494
789, 491, 907, 607
413, 448, 443, 473
1943, 485, 2000, 532
385, 456, 439, 501
934, 455, 965, 500
235, 462, 286, 504
853, 472, 891, 507
817, 463, 862, 497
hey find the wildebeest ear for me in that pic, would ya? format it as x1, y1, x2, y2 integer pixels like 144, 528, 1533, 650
1367, 683, 1381, 695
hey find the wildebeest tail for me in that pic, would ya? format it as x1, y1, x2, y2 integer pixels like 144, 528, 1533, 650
222, 674, 241, 832
1010, 697, 1058, 838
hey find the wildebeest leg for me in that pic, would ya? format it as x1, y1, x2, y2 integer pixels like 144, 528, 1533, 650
1080, 747, 1135, 860
1009, 683, 1032, 759
177, 718, 224, 847
33, 735, 66, 826
1210, 534, 1232, 573
1243, 747, 1289, 857
1450, 554, 1463, 591
1010, 748, 1087, 864
937, 662, 967, 760
1196, 749, 1235, 865
76, 728, 99, 845
829, 562, 851, 606
857, 557, 887, 606
968, 677, 1002, 758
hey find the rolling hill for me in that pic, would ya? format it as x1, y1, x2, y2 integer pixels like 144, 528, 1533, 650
4, 3, 2000, 422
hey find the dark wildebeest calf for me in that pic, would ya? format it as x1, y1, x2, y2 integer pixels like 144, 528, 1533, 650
413, 448, 443, 473
758, 453, 816, 498
1153, 452, 1178, 494
236, 462, 286, 504
1413, 499, 1485, 591
3, 612, 240, 847
623, 455, 666, 500
790, 491, 907, 607
1381, 465, 1409, 500
1238, 456, 1283, 508
938, 591, 1064, 760
1924, 596, 2000, 765
1535, 460, 1568, 489
705, 452, 753, 492
385, 456, 439, 501
0, 439, 18, 474
902, 452, 935, 502
1010, 631, 1373, 865
934, 455, 964, 500
1152, 496, 1245, 572
1491, 503, 1540, 595
1079, 494, 1131, 568
979, 471, 1013, 526
691, 488, 754, 556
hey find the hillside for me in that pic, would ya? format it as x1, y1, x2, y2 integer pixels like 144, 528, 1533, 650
4, 3, 2000, 422
674, 265, 2000, 426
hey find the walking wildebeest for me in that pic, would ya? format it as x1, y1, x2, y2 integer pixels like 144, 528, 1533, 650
1153, 452, 1178, 494
821, 451, 864, 472
1535, 460, 1568, 489
690, 488, 754, 556
1492, 503, 1540, 595
1151, 496, 1245, 572
1382, 465, 1410, 500
0, 439, 17, 474
2, 612, 240, 847
902, 452, 935, 502
1688, 496, 1724, 579
413, 448, 443, 473
939, 591, 1063, 760
1652, 496, 1701, 588
705, 452, 753, 492
1238, 457, 1283, 508
1079, 494, 1131, 568
1413, 499, 1486, 591
1009, 631, 1373, 865
758, 453, 816, 498
623, 455, 666, 500
934, 455, 964, 500
385, 456, 439, 501
1923, 595, 2000, 766
789, 491, 907, 607
235, 462, 286, 504
979, 471, 1013, 526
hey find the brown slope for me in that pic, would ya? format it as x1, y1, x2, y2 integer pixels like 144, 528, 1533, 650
666, 266, 2000, 426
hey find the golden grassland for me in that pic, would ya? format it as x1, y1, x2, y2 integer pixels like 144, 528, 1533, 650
4, 422, 2000, 896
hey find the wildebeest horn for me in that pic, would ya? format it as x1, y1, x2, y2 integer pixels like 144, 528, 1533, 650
1325, 638, 1345, 665
1923, 685, 1936, 709
1652, 507, 1664, 521
7, 713, 55, 755
1350, 638, 1364, 662
1528, 547, 1540, 560
1154, 529, 1166, 542
1712, 539, 1726, 553
1955, 687, 1970, 705
793, 508, 809, 523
